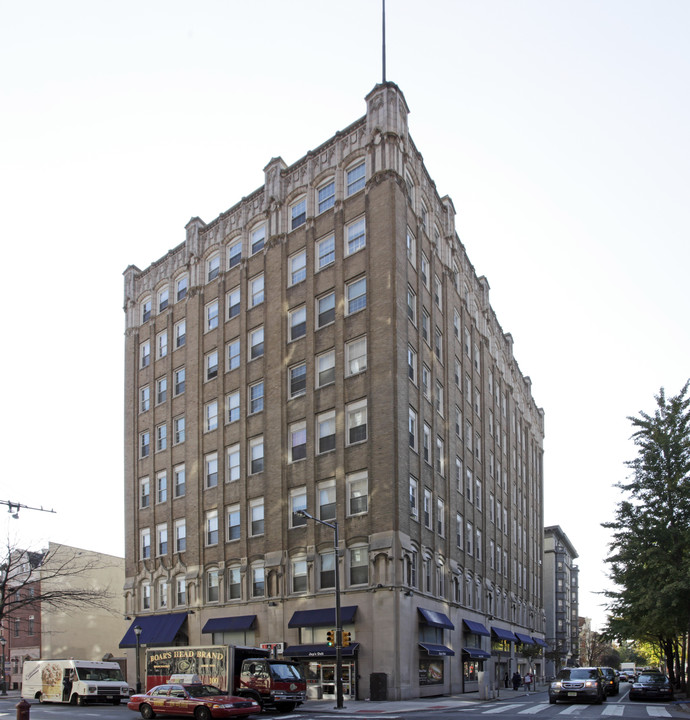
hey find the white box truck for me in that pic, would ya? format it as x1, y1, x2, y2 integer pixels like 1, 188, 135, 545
22, 659, 129, 705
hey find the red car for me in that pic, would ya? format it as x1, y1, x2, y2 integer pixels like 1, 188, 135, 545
127, 683, 261, 720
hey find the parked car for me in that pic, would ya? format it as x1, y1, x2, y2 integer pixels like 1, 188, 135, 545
629, 673, 674, 702
549, 667, 607, 704
599, 667, 620, 696
619, 672, 629, 682
127, 683, 261, 719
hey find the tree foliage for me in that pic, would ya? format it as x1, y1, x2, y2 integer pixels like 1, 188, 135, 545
603, 382, 690, 686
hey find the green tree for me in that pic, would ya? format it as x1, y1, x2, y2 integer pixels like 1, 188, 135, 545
603, 382, 690, 687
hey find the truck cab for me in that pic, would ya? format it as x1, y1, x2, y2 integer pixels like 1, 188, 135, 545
239, 658, 306, 713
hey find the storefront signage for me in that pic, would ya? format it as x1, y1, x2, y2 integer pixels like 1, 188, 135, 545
419, 658, 444, 686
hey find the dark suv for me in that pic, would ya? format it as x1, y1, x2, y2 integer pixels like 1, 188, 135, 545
599, 667, 619, 696
549, 667, 607, 704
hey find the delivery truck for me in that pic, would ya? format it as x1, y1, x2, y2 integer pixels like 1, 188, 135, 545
145, 645, 306, 713
22, 658, 129, 705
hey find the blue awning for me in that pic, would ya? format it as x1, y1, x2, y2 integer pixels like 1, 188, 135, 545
119, 612, 188, 648
288, 606, 357, 628
419, 643, 455, 657
202, 615, 256, 633
418, 608, 454, 630
284, 643, 360, 658
491, 626, 518, 642
462, 646, 491, 659
463, 620, 490, 636
515, 632, 535, 645
533, 637, 548, 647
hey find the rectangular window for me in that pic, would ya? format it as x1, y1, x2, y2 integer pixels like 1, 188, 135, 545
318, 180, 335, 213
423, 488, 432, 529
176, 274, 188, 302
456, 513, 463, 549
174, 367, 185, 395
140, 386, 150, 413
316, 234, 335, 270
292, 558, 308, 593
174, 464, 185, 498
289, 306, 307, 341
205, 350, 219, 380
291, 197, 306, 229
140, 430, 150, 458
345, 336, 367, 376
251, 224, 266, 254
157, 524, 168, 556
249, 274, 264, 307
407, 286, 417, 324
227, 504, 240, 541
205, 400, 218, 432
421, 309, 429, 343
347, 471, 368, 515
289, 362, 307, 398
140, 477, 150, 508
406, 228, 416, 265
249, 326, 264, 359
318, 480, 336, 521
316, 291, 335, 328
320, 552, 335, 589
350, 547, 368, 585
437, 498, 445, 536
252, 566, 265, 597
317, 410, 336, 454
156, 377, 167, 404
156, 330, 168, 359
140, 340, 151, 368
346, 217, 366, 255
205, 452, 218, 488
249, 380, 264, 414
141, 298, 151, 323
289, 421, 307, 462
207, 254, 220, 282
421, 252, 429, 288
156, 423, 167, 451
346, 399, 367, 445
436, 436, 445, 476
249, 436, 264, 474
290, 488, 307, 527
220, 388, 238, 423
409, 475, 418, 519
206, 510, 218, 545
346, 276, 366, 314
176, 577, 187, 606
407, 345, 417, 382
228, 240, 241, 268
250, 498, 265, 536
227, 444, 240, 483
227, 338, 240, 371
289, 250, 307, 285
227, 287, 241, 319
141, 529, 151, 560
174, 319, 186, 349
316, 350, 335, 387
173, 416, 185, 444
204, 300, 218, 332
207, 570, 219, 602
346, 161, 365, 195
227, 567, 241, 600
408, 407, 418, 450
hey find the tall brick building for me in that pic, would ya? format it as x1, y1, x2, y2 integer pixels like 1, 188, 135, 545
122, 82, 546, 700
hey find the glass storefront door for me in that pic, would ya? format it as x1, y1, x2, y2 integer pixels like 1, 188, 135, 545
310, 662, 355, 700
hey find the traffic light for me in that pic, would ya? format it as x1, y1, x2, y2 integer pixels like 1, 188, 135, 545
326, 630, 335, 646
342, 631, 351, 647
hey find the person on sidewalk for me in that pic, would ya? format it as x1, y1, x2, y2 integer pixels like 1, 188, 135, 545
524, 671, 533, 696
512, 671, 521, 691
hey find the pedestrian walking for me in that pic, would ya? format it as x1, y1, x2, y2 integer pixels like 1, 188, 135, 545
524, 671, 533, 695
512, 671, 521, 691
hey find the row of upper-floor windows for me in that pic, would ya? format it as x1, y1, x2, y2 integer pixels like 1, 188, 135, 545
136, 162, 367, 326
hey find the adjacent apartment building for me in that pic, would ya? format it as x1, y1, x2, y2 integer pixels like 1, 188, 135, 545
122, 82, 546, 700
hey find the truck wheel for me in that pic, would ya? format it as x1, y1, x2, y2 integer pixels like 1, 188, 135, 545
140, 703, 157, 719
275, 702, 297, 712
77, 695, 87, 706
38, 693, 48, 703
194, 707, 211, 720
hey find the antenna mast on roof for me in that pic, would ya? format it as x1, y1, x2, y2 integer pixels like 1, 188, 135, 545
382, 0, 387, 83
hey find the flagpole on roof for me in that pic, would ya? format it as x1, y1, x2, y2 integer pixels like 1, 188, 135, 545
382, 0, 387, 83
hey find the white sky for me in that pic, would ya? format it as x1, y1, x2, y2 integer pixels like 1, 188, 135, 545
2, 0, 688, 633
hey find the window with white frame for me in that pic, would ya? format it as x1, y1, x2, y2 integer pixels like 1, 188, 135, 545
455, 456, 463, 492
320, 551, 335, 589
436, 436, 445, 476
226, 390, 240, 423
142, 583, 151, 610
476, 529, 482, 560
316, 350, 335, 387
173, 416, 185, 444
156, 376, 167, 404
205, 452, 218, 488
409, 475, 418, 519
177, 576, 187, 605
140, 529, 151, 560
434, 274, 442, 310
228, 239, 241, 268
349, 546, 368, 585
407, 286, 417, 324
466, 468, 473, 501
345, 336, 367, 376
205, 350, 219, 380
345, 217, 366, 255
175, 518, 186, 552
421, 253, 429, 288
140, 386, 150, 413
207, 569, 219, 602
207, 253, 220, 282
174, 464, 185, 498
206, 510, 218, 545
206, 300, 219, 331
422, 364, 430, 400
249, 326, 264, 359
318, 479, 336, 521
141, 297, 152, 324
422, 423, 431, 463
227, 566, 241, 600
408, 407, 418, 450
140, 340, 151, 368
437, 498, 445, 536
290, 197, 306, 230
174, 319, 186, 349
227, 444, 240, 483
346, 161, 365, 195
250, 497, 264, 536
316, 233, 335, 270
225, 286, 242, 320
252, 565, 265, 597
249, 273, 264, 307
249, 436, 264, 474
159, 580, 168, 608
250, 224, 265, 254
290, 487, 307, 528
406, 228, 416, 266
316, 410, 336, 454
156, 423, 167, 452
140, 477, 150, 508
456, 513, 463, 549
292, 557, 308, 593
157, 523, 168, 556
227, 503, 240, 541
435, 380, 444, 416
227, 338, 240, 371
318, 179, 335, 213
156, 330, 168, 359
289, 362, 306, 398
421, 309, 429, 343
407, 345, 417, 383
289, 250, 306, 286
466, 521, 473, 555
347, 471, 368, 515
176, 274, 188, 302
140, 430, 150, 458
289, 421, 307, 462
205, 400, 218, 432
346, 399, 367, 445
158, 287, 169, 312
288, 305, 307, 341
174, 366, 185, 396
423, 488, 432, 529
434, 327, 443, 361
249, 380, 264, 414
316, 291, 335, 328
346, 276, 366, 314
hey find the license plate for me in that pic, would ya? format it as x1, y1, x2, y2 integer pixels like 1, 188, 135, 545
568, 692, 578, 697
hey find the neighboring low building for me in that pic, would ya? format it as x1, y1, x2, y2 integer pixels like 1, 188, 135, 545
543, 526, 579, 675
3, 543, 126, 690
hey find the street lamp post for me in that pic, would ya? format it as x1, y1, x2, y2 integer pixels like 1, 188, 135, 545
0, 636, 6, 696
297, 510, 344, 710
134, 625, 142, 694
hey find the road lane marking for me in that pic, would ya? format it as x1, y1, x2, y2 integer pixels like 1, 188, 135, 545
645, 707, 671, 717
519, 703, 551, 713
484, 703, 525, 713
602, 706, 625, 715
